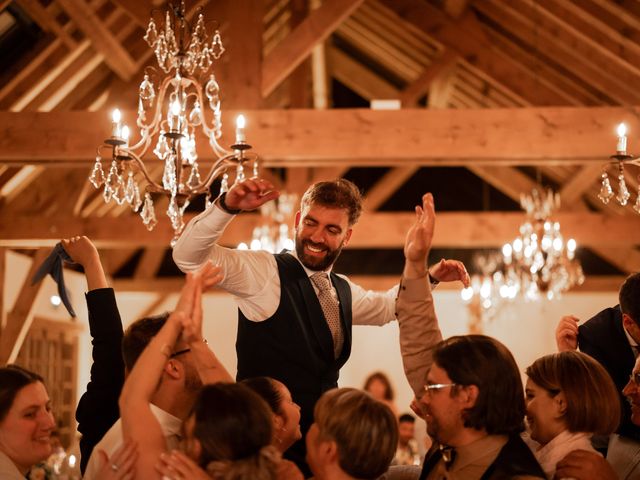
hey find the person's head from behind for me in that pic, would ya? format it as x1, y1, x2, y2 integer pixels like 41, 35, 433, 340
295, 179, 362, 271
420, 335, 525, 447
0, 365, 56, 474
241, 377, 301, 452
525, 351, 620, 445
620, 273, 640, 340
363, 371, 395, 402
184, 383, 277, 479
122, 313, 201, 393
624, 355, 640, 426
398, 414, 416, 447
306, 388, 398, 480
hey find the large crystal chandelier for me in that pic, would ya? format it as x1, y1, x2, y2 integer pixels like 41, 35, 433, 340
461, 189, 585, 313
237, 193, 296, 253
598, 123, 640, 212
88, 1, 256, 239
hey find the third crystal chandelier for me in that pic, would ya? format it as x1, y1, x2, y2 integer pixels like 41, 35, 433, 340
89, 1, 256, 240
598, 123, 640, 213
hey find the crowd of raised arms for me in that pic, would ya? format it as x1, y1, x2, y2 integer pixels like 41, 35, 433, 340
1, 176, 639, 480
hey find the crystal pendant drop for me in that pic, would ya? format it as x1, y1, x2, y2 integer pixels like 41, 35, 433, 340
189, 101, 202, 126
617, 173, 631, 205
598, 172, 613, 204
140, 192, 157, 231
205, 75, 220, 112
113, 175, 126, 205
199, 46, 212, 71
89, 156, 105, 188
187, 163, 201, 189
104, 161, 119, 203
139, 74, 155, 102
167, 194, 183, 232
236, 163, 245, 183
205, 192, 213, 209
125, 171, 136, 204
252, 160, 259, 178
154, 132, 169, 160
132, 183, 142, 212
210, 30, 225, 59
220, 173, 229, 194
634, 189, 640, 214
144, 18, 158, 47
162, 154, 176, 191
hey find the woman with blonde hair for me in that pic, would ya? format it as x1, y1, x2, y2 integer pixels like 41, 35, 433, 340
524, 350, 620, 479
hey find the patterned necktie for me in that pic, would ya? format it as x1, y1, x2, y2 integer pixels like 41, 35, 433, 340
311, 272, 343, 358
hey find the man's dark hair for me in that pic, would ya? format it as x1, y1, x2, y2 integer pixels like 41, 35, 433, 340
619, 272, 640, 324
398, 413, 415, 424
301, 179, 363, 226
121, 312, 170, 371
434, 335, 525, 436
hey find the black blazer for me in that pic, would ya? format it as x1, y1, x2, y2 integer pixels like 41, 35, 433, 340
578, 305, 640, 440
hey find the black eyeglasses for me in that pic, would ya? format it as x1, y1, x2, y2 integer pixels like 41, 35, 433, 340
170, 348, 191, 358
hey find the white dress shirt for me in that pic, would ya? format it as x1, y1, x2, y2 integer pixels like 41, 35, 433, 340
83, 404, 181, 480
172, 203, 399, 324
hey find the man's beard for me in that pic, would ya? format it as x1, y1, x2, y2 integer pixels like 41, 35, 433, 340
295, 236, 344, 271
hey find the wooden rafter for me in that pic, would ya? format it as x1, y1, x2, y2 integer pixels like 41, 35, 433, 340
14, 0, 76, 49
134, 248, 167, 279
1, 211, 638, 249
379, 0, 569, 105
0, 249, 49, 364
400, 49, 458, 106
262, 0, 364, 97
56, 0, 138, 81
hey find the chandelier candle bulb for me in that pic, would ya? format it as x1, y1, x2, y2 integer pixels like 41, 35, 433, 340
236, 114, 246, 143
617, 123, 627, 153
111, 109, 122, 137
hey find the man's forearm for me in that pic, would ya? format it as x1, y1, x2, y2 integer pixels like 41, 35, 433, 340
172, 204, 234, 272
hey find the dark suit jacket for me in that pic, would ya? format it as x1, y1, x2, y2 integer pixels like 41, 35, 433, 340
75, 288, 125, 474
578, 305, 640, 440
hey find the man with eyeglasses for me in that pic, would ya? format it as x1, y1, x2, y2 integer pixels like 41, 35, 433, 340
385, 197, 544, 479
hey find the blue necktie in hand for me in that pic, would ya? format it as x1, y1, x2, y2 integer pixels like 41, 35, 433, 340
31, 243, 77, 317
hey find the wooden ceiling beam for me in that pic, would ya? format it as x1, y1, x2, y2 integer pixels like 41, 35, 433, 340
400, 49, 458, 107
109, 0, 154, 28
1, 211, 638, 248
0, 107, 631, 165
379, 0, 571, 106
559, 164, 604, 205
262, 0, 364, 97
56, 0, 138, 81
364, 167, 419, 211
328, 46, 399, 100
473, 0, 640, 104
15, 0, 76, 49
134, 247, 167, 279
0, 249, 48, 364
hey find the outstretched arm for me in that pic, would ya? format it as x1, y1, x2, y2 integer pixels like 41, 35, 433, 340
62, 236, 108, 291
398, 194, 443, 398
65, 236, 125, 474
119, 263, 222, 479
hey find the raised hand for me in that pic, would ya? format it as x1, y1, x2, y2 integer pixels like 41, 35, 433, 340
429, 259, 470, 288
556, 315, 579, 352
222, 177, 280, 212
403, 193, 435, 278
61, 236, 100, 268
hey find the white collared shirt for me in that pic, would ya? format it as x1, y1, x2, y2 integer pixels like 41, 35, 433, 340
172, 204, 399, 324
83, 404, 181, 480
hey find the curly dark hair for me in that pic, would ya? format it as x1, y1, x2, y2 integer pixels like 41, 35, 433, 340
301, 179, 363, 226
